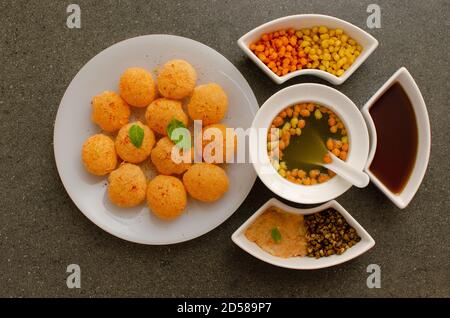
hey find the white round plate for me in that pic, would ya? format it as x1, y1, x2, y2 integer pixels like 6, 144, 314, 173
54, 35, 258, 245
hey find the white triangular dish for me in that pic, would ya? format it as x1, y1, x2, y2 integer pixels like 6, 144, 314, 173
232, 198, 375, 270
237, 14, 378, 85
361, 67, 430, 209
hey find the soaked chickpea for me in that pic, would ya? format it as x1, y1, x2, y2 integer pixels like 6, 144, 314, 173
332, 148, 341, 157
323, 153, 332, 164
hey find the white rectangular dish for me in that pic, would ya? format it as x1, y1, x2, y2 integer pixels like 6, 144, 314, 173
232, 198, 375, 270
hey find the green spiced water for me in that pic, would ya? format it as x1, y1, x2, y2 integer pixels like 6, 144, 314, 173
282, 112, 338, 173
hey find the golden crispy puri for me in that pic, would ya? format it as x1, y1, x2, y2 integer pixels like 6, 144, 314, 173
91, 91, 130, 132
119, 67, 156, 107
82, 134, 117, 176
183, 163, 229, 202
115, 121, 155, 163
151, 137, 192, 175
145, 98, 188, 135
108, 163, 147, 208
157, 59, 197, 99
198, 123, 237, 163
147, 175, 187, 220
187, 83, 228, 125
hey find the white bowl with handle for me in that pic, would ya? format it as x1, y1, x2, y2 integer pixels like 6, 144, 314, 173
249, 83, 369, 204
238, 14, 378, 85
231, 198, 375, 270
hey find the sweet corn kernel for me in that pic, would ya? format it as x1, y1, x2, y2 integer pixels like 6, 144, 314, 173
337, 57, 347, 68
319, 26, 328, 34
321, 40, 329, 48
314, 109, 323, 119
290, 117, 299, 127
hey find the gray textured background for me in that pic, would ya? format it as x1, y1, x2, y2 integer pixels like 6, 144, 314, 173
0, 0, 449, 297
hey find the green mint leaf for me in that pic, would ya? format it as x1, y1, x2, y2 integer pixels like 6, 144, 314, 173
167, 118, 191, 150
128, 124, 144, 148
271, 228, 282, 243
167, 118, 186, 137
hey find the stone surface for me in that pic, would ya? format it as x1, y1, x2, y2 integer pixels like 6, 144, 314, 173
0, 0, 449, 297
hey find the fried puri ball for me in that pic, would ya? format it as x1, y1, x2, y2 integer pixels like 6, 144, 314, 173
157, 59, 197, 99
119, 67, 156, 107
115, 121, 155, 163
145, 98, 188, 135
82, 134, 117, 176
187, 83, 228, 125
147, 175, 187, 220
108, 163, 147, 208
150, 137, 192, 175
91, 91, 130, 132
199, 124, 237, 163
183, 163, 229, 202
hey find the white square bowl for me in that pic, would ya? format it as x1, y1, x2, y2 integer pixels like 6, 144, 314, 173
238, 14, 378, 85
231, 198, 375, 270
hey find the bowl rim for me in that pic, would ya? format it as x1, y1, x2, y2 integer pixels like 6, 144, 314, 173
361, 67, 431, 209
249, 83, 370, 204
237, 14, 379, 85
231, 198, 375, 270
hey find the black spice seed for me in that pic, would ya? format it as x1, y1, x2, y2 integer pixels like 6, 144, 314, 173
305, 208, 361, 258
